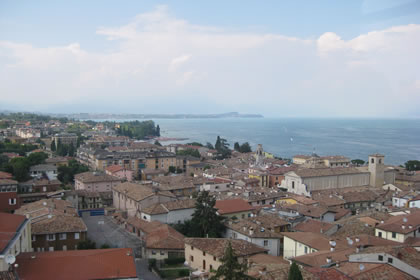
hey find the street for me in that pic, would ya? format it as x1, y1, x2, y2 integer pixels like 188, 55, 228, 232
82, 214, 161, 280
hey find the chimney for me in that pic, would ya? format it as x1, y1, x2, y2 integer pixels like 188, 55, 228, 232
249, 228, 254, 235
326, 257, 332, 264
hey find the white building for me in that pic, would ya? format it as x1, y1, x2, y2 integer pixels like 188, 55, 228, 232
140, 199, 196, 224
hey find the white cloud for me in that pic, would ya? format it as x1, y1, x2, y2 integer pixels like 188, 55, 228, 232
0, 5, 419, 116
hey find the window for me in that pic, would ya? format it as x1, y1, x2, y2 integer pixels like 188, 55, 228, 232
264, 240, 269, 246
32, 235, 36, 242
378, 255, 383, 261
210, 265, 213, 270
8, 198, 16, 205
304, 246, 308, 254
213, 256, 216, 261
388, 257, 393, 263
47, 234, 55, 241
152, 250, 156, 255
371, 158, 374, 163
292, 181, 295, 189
74, 233, 80, 240
190, 256, 194, 262
59, 233, 67, 240
392, 232, 396, 238
203, 251, 206, 256
378, 232, 382, 238
379, 159, 382, 164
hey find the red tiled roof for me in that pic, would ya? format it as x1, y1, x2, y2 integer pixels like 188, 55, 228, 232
146, 224, 185, 250
105, 165, 123, 173
0, 171, 12, 179
16, 249, 137, 280
215, 199, 254, 215
0, 212, 26, 253
294, 219, 336, 234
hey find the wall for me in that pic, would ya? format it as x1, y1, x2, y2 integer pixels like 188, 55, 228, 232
375, 228, 409, 243
283, 236, 316, 259
225, 228, 281, 256
75, 179, 121, 192
185, 244, 222, 272
32, 231, 87, 252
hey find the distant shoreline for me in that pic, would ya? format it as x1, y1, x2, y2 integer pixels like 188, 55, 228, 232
48, 112, 264, 120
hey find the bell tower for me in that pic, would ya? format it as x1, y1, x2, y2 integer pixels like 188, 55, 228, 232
368, 154, 385, 188
256, 144, 264, 166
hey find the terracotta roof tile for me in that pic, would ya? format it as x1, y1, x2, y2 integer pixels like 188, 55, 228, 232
184, 238, 267, 258
16, 249, 137, 280
74, 172, 121, 183
294, 219, 336, 234
215, 199, 254, 215
0, 213, 26, 253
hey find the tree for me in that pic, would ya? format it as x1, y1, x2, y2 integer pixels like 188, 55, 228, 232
176, 149, 200, 158
351, 159, 365, 166
77, 239, 96, 250
57, 159, 89, 184
168, 166, 176, 173
206, 142, 215, 149
234, 142, 240, 152
154, 140, 162, 146
288, 262, 303, 280
156, 124, 160, 137
405, 160, 420, 171
100, 243, 111, 249
190, 191, 226, 237
187, 142, 203, 147
214, 136, 231, 159
239, 142, 252, 153
68, 143, 75, 157
215, 136, 221, 151
210, 241, 252, 280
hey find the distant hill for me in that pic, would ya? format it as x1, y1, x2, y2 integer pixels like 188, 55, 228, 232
50, 112, 264, 120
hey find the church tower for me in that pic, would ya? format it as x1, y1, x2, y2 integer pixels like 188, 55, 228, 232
368, 154, 385, 188
256, 144, 264, 166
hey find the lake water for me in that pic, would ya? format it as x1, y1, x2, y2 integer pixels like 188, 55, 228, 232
98, 118, 420, 165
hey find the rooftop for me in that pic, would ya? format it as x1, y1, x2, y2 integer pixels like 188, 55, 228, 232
16, 249, 137, 280
74, 172, 121, 183
215, 199, 255, 215
184, 238, 267, 258
112, 182, 175, 201
0, 212, 26, 253
141, 199, 196, 215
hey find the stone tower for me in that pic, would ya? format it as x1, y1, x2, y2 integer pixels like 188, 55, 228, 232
256, 144, 264, 166
368, 154, 385, 188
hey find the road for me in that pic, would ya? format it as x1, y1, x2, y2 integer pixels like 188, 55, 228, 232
82, 214, 161, 280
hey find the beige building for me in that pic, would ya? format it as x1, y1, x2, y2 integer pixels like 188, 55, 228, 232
282, 232, 331, 259
74, 172, 122, 192
281, 154, 395, 196
52, 133, 78, 148
375, 211, 420, 243
112, 182, 176, 217
0, 213, 32, 271
184, 238, 267, 273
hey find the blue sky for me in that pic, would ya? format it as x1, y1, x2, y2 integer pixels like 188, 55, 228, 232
1, 0, 420, 117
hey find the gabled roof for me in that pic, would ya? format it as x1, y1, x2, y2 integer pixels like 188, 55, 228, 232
294, 219, 336, 234
112, 182, 175, 201
16, 249, 137, 280
184, 238, 267, 258
376, 210, 420, 234
215, 198, 254, 215
141, 199, 196, 215
74, 172, 121, 183
282, 232, 332, 251
0, 212, 26, 253
290, 167, 368, 178
146, 224, 185, 250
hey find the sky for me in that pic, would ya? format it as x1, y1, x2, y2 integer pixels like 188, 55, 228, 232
1, 0, 420, 117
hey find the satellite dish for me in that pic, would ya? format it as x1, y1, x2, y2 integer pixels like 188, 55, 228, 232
5, 255, 16, 265
348, 239, 354, 246
403, 217, 408, 223
359, 264, 365, 271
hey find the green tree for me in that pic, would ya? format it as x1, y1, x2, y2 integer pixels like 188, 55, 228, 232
187, 142, 203, 147
215, 136, 221, 151
176, 149, 200, 158
100, 243, 111, 249
77, 239, 96, 250
190, 191, 226, 237
57, 159, 89, 184
68, 143, 75, 157
9, 157, 31, 182
50, 140, 56, 152
210, 241, 252, 280
405, 160, 420, 171
234, 142, 240, 152
154, 140, 162, 146
27, 152, 48, 166
0, 154, 10, 170
168, 166, 176, 173
288, 262, 303, 280
351, 159, 365, 166
206, 142, 215, 149
239, 142, 252, 153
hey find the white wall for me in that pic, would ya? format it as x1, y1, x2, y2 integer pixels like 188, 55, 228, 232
224, 228, 281, 256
